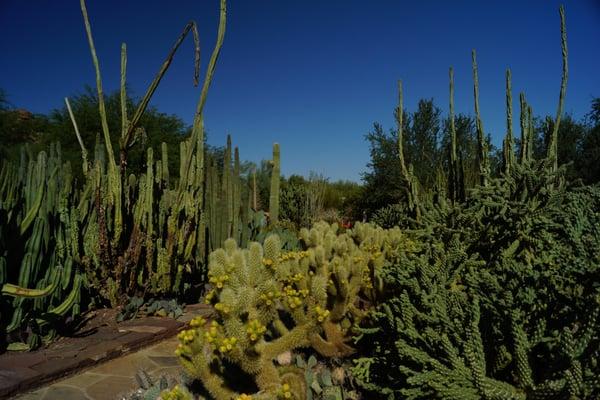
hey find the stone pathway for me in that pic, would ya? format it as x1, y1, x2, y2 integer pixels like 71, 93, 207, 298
2, 304, 212, 400
16, 335, 181, 400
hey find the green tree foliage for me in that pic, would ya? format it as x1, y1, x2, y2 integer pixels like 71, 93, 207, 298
406, 99, 442, 188
0, 86, 191, 182
578, 98, 600, 184
360, 122, 404, 216
440, 114, 479, 189
0, 104, 52, 161
47, 87, 189, 180
359, 99, 463, 217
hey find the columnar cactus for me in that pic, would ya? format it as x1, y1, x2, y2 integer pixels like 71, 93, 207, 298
471, 49, 490, 187
73, 0, 230, 304
396, 81, 422, 220
546, 5, 568, 172
269, 143, 280, 226
0, 148, 83, 348
503, 69, 515, 175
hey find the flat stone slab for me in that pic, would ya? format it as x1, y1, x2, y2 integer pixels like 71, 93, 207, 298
1, 303, 212, 399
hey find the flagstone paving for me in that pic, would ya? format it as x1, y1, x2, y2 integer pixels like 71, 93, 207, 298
4, 304, 212, 400
16, 336, 181, 400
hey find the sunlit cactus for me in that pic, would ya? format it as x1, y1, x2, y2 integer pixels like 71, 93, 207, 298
175, 221, 416, 399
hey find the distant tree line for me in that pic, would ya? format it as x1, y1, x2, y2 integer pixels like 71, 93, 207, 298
355, 97, 600, 218
0, 86, 194, 183
0, 87, 361, 225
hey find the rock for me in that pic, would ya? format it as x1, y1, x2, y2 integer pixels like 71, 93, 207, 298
276, 351, 292, 365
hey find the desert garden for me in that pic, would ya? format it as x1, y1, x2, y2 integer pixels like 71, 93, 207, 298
1, 1, 600, 399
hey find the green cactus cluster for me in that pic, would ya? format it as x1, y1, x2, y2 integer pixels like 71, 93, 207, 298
391, 7, 568, 223
352, 6, 600, 398
352, 165, 600, 398
0, 144, 83, 349
172, 221, 415, 399
0, 0, 288, 348
80, 129, 256, 305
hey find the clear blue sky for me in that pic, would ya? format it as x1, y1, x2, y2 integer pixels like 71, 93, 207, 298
1, 1, 599, 181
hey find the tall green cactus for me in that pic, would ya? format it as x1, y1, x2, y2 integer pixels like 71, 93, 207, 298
0, 149, 83, 349
448, 68, 463, 203
396, 80, 422, 220
503, 69, 515, 175
232, 147, 241, 242
471, 49, 490, 187
269, 142, 281, 225
547, 5, 568, 171
73, 0, 228, 304
519, 92, 530, 164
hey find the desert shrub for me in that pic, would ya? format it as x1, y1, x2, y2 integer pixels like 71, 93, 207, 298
352, 163, 600, 399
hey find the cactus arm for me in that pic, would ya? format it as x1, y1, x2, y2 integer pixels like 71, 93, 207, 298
471, 49, 490, 186
80, 0, 115, 171
547, 5, 568, 171
36, 274, 83, 327
1, 281, 57, 298
179, 354, 237, 400
179, 0, 226, 193
397, 80, 409, 179
519, 93, 528, 163
503, 69, 515, 175
64, 97, 89, 175
123, 21, 200, 155
119, 43, 129, 173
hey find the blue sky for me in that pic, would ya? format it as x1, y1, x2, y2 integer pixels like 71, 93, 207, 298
1, 1, 599, 181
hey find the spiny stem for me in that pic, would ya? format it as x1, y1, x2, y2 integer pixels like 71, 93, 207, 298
64, 97, 88, 175
120, 43, 128, 143
547, 4, 568, 170
397, 80, 409, 179
80, 0, 115, 170
471, 49, 489, 186
125, 21, 201, 150
504, 69, 514, 174
179, 0, 227, 193
519, 92, 528, 163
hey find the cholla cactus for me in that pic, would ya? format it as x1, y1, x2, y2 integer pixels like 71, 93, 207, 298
175, 221, 415, 399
